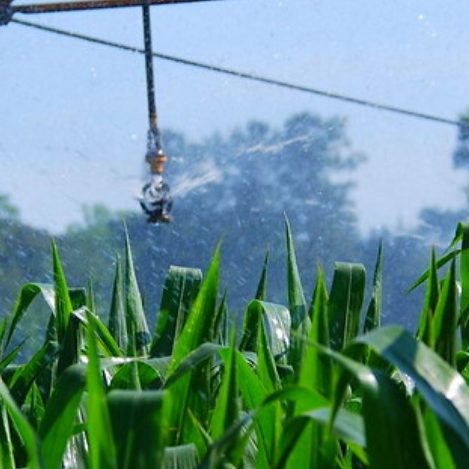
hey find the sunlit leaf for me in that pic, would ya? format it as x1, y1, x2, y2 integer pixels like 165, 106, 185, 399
329, 262, 366, 351
124, 227, 150, 356
150, 266, 202, 358
39, 365, 86, 469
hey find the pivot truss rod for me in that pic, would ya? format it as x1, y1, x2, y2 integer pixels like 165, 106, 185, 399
1, 0, 226, 24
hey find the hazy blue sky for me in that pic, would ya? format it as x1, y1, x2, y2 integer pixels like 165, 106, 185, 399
1, 0, 469, 234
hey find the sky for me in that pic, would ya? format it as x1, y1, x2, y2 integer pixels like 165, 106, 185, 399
1, 0, 469, 235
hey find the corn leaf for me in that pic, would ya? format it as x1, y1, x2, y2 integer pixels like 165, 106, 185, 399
408, 249, 461, 293
354, 326, 469, 457
213, 290, 228, 345
234, 349, 273, 469
51, 240, 74, 343
275, 407, 366, 469
39, 365, 86, 469
85, 311, 117, 469
210, 346, 240, 460
124, 228, 150, 356
72, 308, 123, 358
56, 312, 82, 376
111, 361, 162, 390
0, 379, 41, 469
108, 255, 127, 352
107, 390, 166, 469
423, 407, 456, 469
324, 347, 433, 469
150, 266, 202, 358
10, 340, 57, 406
0, 341, 25, 376
165, 244, 220, 444
417, 249, 440, 346
300, 266, 332, 397
0, 405, 16, 469
255, 252, 270, 301
328, 262, 366, 351
364, 241, 383, 333
5, 283, 56, 350
433, 260, 458, 365
164, 342, 222, 388
163, 444, 199, 469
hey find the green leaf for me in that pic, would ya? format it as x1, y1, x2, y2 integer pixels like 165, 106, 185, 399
300, 266, 332, 397
124, 227, 150, 356
323, 346, 433, 469
328, 262, 366, 351
210, 346, 239, 452
165, 244, 220, 444
287, 269, 335, 469
255, 252, 270, 301
87, 278, 96, 313
355, 326, 469, 457
240, 300, 290, 359
363, 241, 383, 333
408, 249, 461, 293
150, 266, 202, 358
39, 365, 86, 469
423, 407, 456, 469
85, 310, 117, 469
213, 290, 228, 345
257, 316, 281, 393
110, 361, 162, 391
22, 382, 45, 431
163, 444, 199, 469
164, 342, 222, 388
433, 260, 458, 365
5, 283, 56, 350
0, 317, 8, 355
285, 215, 307, 330
456, 223, 469, 322
108, 255, 128, 352
57, 312, 82, 375
234, 349, 273, 468
0, 405, 16, 469
107, 390, 166, 469
417, 248, 440, 346
0, 379, 41, 469
275, 407, 366, 469
167, 244, 220, 375
51, 240, 74, 342
10, 340, 57, 406
0, 341, 25, 376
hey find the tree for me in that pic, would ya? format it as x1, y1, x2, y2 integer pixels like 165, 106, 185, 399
0, 193, 19, 220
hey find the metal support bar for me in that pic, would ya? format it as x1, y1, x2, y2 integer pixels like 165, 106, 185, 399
0, 0, 13, 25
11, 0, 225, 15
143, 3, 157, 129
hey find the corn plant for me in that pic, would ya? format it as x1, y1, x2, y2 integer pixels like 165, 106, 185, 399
1, 219, 469, 468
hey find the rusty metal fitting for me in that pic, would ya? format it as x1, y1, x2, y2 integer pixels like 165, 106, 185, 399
149, 149, 167, 174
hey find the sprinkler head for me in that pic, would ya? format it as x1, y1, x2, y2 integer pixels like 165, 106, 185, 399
139, 174, 172, 224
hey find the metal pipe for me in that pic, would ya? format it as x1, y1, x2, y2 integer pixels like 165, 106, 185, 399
143, 3, 157, 129
12, 0, 225, 15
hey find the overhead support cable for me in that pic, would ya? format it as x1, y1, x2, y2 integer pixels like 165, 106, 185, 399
11, 18, 468, 131
11, 0, 226, 15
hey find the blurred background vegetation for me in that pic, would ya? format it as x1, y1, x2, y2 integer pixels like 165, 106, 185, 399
2, 110, 469, 353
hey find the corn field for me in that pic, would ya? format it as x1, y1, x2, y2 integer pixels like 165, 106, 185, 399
1, 218, 469, 468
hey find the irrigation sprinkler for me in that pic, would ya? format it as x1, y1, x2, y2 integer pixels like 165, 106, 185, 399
1, 0, 229, 223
